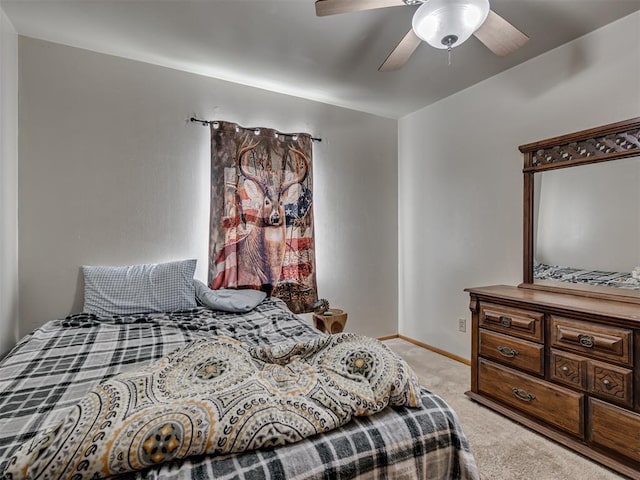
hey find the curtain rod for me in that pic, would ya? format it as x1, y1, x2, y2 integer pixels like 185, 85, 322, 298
190, 117, 322, 142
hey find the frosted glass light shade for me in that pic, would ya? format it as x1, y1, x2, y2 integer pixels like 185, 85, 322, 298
412, 0, 490, 49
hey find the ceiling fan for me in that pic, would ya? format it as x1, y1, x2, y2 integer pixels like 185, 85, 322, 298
315, 0, 529, 71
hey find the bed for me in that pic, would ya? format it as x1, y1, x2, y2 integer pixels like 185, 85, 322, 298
0, 298, 478, 479
534, 262, 640, 290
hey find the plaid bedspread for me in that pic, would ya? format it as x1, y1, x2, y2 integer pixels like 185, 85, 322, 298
534, 262, 640, 290
0, 299, 478, 479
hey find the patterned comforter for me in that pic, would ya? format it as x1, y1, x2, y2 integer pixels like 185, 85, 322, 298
534, 262, 640, 290
0, 299, 479, 479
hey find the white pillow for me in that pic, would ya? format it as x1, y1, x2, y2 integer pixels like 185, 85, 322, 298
194, 279, 266, 313
82, 259, 197, 317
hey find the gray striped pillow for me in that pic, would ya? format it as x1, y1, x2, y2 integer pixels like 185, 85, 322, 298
82, 259, 197, 317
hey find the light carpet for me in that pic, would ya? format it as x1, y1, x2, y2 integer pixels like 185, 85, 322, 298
384, 338, 625, 480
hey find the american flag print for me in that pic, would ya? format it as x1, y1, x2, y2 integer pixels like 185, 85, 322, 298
208, 121, 318, 313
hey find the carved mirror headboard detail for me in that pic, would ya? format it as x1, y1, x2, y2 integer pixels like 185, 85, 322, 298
518, 116, 640, 304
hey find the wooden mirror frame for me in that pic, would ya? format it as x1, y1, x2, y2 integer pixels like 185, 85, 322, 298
518, 116, 640, 303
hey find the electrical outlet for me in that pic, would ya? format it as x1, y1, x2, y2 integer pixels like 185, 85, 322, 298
458, 318, 467, 333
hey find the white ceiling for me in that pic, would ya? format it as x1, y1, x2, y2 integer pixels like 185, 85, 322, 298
3, 0, 640, 118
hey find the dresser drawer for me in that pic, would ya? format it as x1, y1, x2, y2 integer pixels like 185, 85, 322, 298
589, 398, 640, 462
549, 350, 634, 407
550, 349, 587, 390
550, 316, 632, 366
479, 329, 544, 375
478, 359, 584, 438
479, 303, 543, 342
587, 360, 633, 408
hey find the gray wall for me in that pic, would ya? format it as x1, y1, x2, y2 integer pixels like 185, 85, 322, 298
0, 7, 19, 357
18, 36, 398, 339
398, 11, 640, 360
535, 159, 640, 273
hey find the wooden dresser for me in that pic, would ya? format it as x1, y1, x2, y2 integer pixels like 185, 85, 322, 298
465, 285, 640, 478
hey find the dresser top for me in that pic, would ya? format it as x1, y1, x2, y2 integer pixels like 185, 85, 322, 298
465, 285, 640, 324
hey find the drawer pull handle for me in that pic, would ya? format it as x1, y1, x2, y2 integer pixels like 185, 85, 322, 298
578, 334, 595, 348
561, 366, 569, 373
602, 379, 611, 388
497, 346, 519, 358
512, 387, 536, 402
500, 316, 512, 328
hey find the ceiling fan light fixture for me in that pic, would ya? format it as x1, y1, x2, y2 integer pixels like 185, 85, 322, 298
412, 0, 490, 50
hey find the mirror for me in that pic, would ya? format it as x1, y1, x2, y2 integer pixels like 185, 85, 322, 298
519, 116, 640, 302
533, 157, 640, 291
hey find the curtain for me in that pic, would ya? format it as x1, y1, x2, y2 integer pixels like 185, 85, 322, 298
208, 121, 318, 313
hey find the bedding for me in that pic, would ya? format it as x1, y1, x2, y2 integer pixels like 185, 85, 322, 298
82, 259, 197, 316
534, 262, 640, 290
6, 334, 421, 479
0, 298, 479, 480
194, 279, 267, 312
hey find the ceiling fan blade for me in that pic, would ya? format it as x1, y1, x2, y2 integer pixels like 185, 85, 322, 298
473, 10, 529, 57
315, 0, 406, 17
379, 29, 421, 72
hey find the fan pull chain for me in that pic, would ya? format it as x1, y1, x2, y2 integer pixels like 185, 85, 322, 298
441, 34, 457, 67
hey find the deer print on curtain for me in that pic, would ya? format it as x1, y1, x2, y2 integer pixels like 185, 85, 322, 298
208, 121, 318, 313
